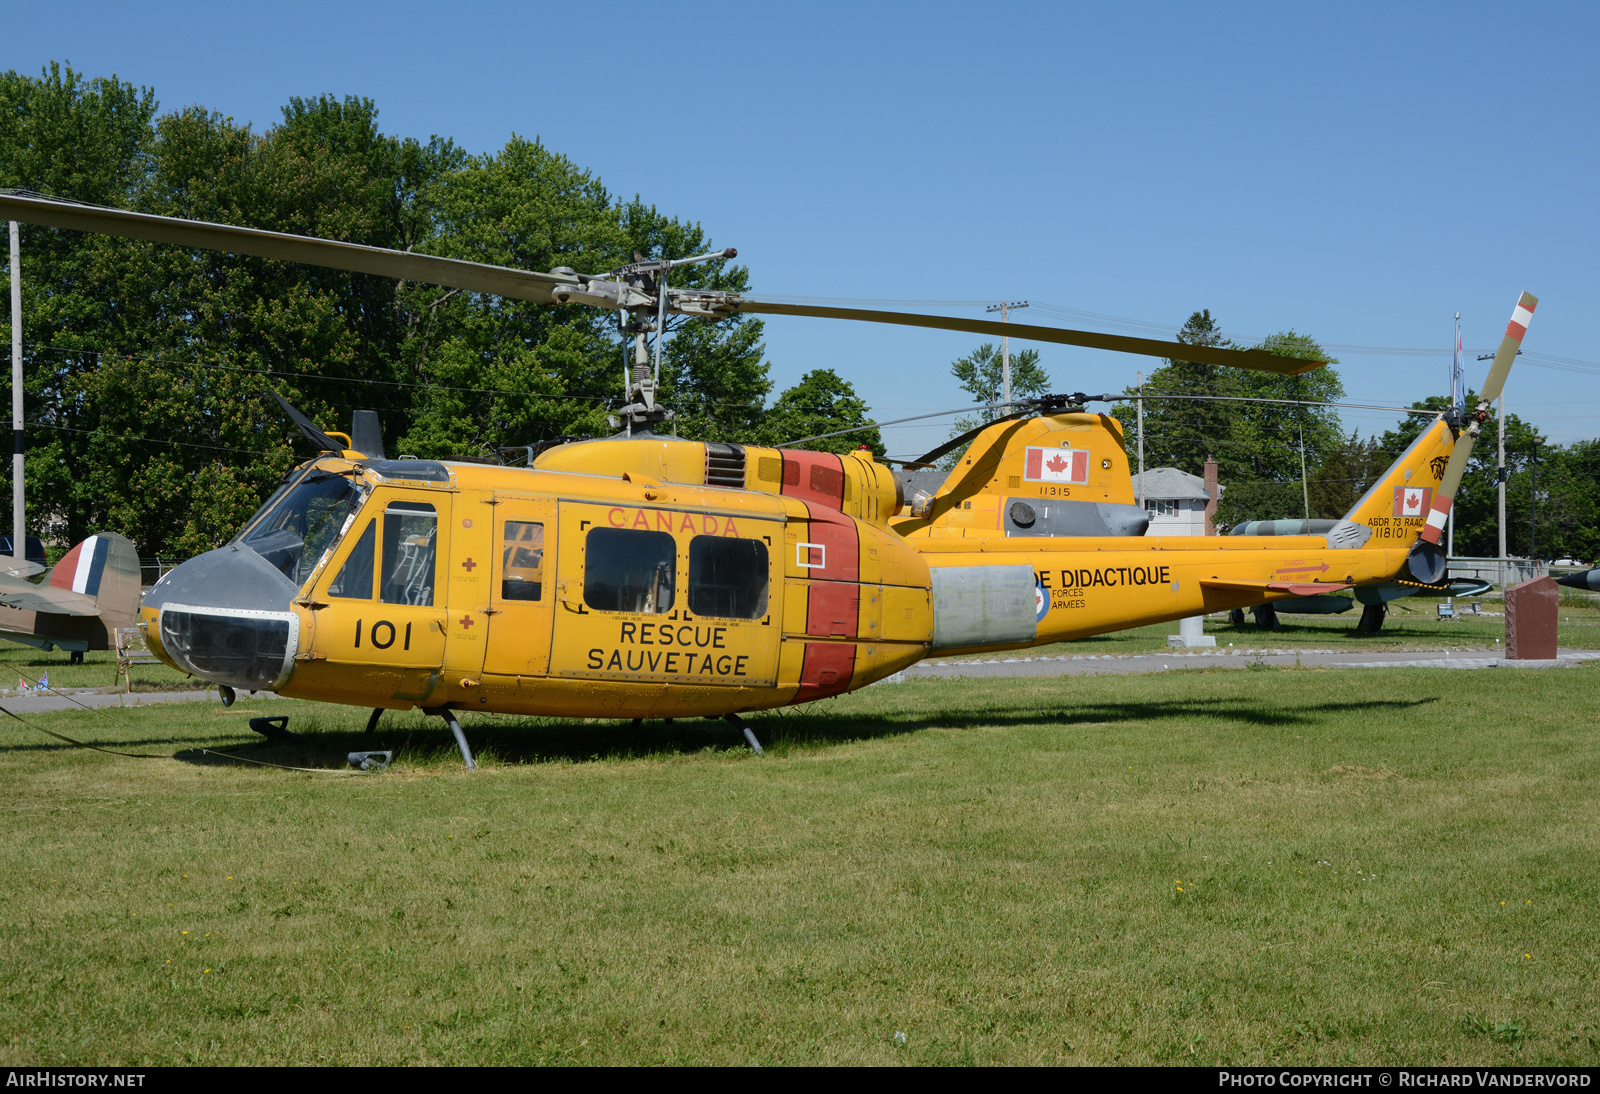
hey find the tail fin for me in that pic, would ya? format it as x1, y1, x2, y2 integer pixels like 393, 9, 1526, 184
1341, 292, 1537, 581
44, 531, 142, 627
1339, 415, 1456, 545
893, 411, 1144, 538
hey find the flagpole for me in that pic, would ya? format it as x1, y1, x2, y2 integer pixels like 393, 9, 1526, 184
1447, 312, 1460, 617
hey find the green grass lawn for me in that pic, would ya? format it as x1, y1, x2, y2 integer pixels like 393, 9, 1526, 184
0, 645, 200, 692
2, 665, 1598, 1065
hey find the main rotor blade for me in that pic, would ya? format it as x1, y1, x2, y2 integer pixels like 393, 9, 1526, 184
730, 301, 1324, 374
0, 191, 571, 304
0, 190, 1331, 375
269, 390, 345, 454
909, 412, 1034, 469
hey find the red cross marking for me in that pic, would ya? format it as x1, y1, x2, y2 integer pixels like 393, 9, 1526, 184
461, 557, 477, 572
460, 615, 474, 629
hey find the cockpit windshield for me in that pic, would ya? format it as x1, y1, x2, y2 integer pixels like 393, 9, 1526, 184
238, 471, 363, 587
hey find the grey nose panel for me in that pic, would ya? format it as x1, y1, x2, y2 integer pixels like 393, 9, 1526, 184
143, 544, 300, 614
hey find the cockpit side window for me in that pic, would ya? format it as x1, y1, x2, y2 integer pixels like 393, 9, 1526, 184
380, 502, 437, 606
327, 519, 376, 600
239, 472, 362, 588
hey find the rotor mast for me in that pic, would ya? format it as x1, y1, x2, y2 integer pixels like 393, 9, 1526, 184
592, 247, 737, 435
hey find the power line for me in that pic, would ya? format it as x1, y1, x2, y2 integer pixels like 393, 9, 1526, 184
25, 342, 610, 403
25, 420, 286, 463
24, 341, 769, 409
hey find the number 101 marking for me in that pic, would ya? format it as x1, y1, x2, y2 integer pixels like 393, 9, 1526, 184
354, 619, 412, 651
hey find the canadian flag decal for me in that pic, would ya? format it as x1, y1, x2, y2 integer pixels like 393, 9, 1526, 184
1393, 486, 1433, 518
1023, 446, 1089, 484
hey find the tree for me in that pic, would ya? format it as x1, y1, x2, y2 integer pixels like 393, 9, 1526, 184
1110, 309, 1242, 479
1214, 331, 1344, 526
0, 64, 158, 544
395, 134, 628, 459
1540, 440, 1600, 563
1306, 431, 1390, 520
939, 343, 1050, 468
759, 369, 883, 456
0, 64, 777, 555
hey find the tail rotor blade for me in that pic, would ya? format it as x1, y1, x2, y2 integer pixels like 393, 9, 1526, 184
1478, 291, 1537, 408
1416, 291, 1539, 551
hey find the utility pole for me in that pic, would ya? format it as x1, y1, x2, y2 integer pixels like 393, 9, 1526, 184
1298, 425, 1310, 521
986, 300, 1028, 411
1530, 438, 1540, 569
8, 221, 20, 564
1136, 371, 1145, 510
1497, 393, 1506, 586
1480, 348, 1516, 585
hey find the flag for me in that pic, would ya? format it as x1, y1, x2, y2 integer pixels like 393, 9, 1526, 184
38, 671, 47, 690
1394, 486, 1432, 518
1453, 319, 1466, 414
17, 676, 26, 692
1023, 446, 1089, 484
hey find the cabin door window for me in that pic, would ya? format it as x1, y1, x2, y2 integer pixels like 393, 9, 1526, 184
483, 497, 558, 678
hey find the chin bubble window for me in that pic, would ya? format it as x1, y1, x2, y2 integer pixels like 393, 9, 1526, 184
688, 536, 768, 619
583, 528, 676, 613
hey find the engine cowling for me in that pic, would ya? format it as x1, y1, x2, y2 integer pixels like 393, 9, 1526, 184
533, 437, 903, 525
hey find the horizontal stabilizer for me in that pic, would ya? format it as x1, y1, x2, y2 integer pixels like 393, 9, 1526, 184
0, 571, 101, 616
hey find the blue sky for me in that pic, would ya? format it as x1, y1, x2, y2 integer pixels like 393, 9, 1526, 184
6, 1, 1598, 456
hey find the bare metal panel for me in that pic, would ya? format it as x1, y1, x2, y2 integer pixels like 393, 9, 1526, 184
1004, 498, 1149, 538
930, 565, 1037, 650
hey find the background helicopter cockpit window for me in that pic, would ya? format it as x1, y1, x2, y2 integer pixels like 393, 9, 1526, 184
328, 519, 376, 599
239, 472, 363, 587
380, 502, 438, 606
501, 521, 544, 601
688, 537, 768, 619
583, 528, 676, 614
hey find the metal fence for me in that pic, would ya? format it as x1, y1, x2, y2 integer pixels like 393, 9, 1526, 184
138, 558, 186, 589
1447, 557, 1546, 589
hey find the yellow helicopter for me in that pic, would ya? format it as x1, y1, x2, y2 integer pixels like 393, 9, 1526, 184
0, 192, 1534, 766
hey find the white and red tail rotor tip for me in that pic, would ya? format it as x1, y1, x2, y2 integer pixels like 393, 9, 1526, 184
1507, 293, 1537, 342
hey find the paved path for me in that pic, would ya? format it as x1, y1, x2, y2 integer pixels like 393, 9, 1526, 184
0, 687, 270, 716
901, 648, 1600, 681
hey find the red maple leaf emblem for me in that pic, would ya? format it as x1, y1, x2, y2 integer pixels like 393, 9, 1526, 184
1046, 454, 1068, 473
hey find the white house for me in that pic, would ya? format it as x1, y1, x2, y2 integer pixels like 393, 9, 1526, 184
1133, 466, 1218, 536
